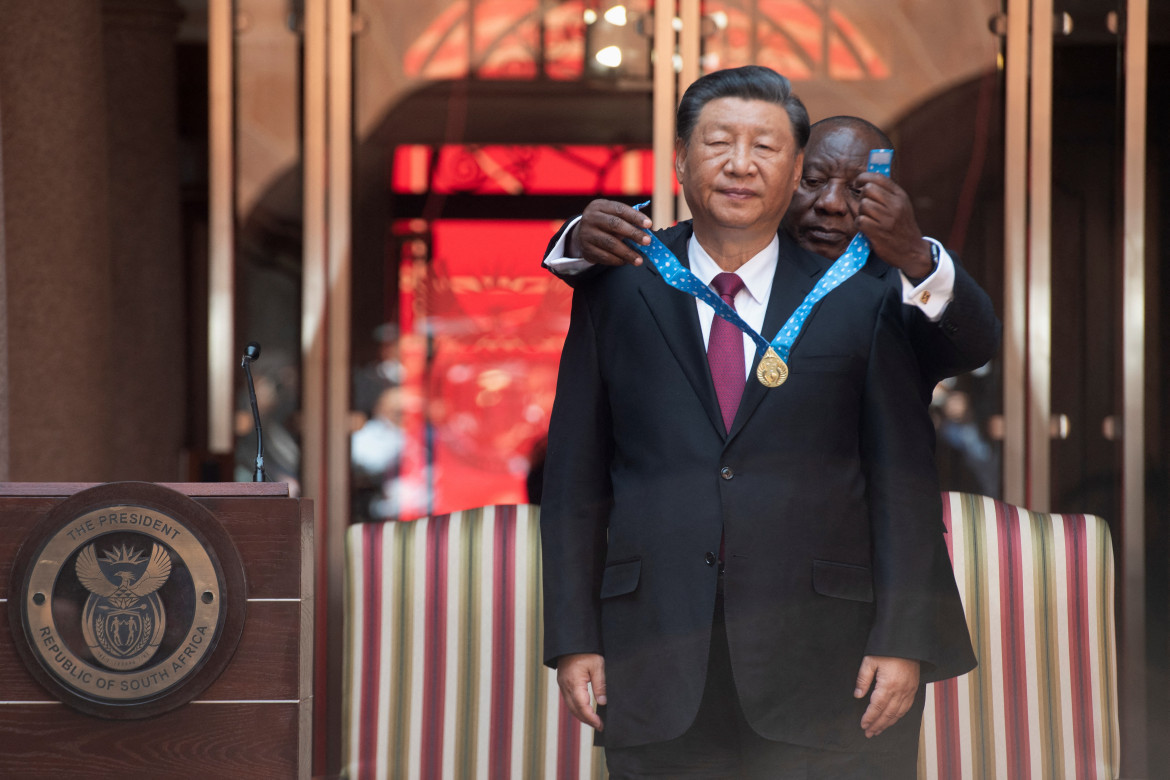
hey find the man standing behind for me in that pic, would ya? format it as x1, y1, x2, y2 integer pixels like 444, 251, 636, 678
545, 116, 1001, 400
541, 66, 974, 778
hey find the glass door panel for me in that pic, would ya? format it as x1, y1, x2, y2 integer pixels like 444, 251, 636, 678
1043, 3, 1168, 775
1047, 6, 1123, 524
352, 0, 653, 520
232, 0, 305, 488
1146, 32, 1169, 774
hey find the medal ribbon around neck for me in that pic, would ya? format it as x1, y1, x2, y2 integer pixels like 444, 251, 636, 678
624, 149, 893, 387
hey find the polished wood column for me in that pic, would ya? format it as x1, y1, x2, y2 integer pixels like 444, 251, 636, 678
102, 0, 187, 481
0, 0, 187, 484
0, 0, 116, 482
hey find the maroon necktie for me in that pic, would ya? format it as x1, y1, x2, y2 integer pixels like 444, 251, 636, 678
707, 272, 746, 433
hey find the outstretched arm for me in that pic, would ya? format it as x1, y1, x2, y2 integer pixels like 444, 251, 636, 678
543, 199, 653, 275
908, 260, 1001, 385
855, 171, 1001, 382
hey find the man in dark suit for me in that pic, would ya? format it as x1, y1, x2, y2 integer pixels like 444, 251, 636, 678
543, 117, 1001, 398
540, 66, 975, 778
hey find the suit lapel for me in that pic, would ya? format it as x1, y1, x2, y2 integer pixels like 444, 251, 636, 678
727, 232, 826, 440
635, 223, 727, 437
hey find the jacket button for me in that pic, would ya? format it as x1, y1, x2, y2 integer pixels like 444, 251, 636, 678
704, 552, 717, 566
720, 466, 734, 480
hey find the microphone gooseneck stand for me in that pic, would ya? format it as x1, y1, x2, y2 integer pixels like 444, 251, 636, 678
240, 342, 267, 482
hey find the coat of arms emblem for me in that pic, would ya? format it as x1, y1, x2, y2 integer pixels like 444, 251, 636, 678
10, 483, 249, 718
76, 543, 172, 670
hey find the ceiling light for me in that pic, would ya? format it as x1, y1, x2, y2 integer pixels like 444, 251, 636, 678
595, 45, 623, 68
603, 5, 627, 26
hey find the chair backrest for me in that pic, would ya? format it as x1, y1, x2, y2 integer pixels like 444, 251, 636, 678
342, 505, 606, 780
342, 496, 1120, 779
919, 492, 1120, 780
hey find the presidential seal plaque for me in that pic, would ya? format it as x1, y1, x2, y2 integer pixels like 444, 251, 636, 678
8, 482, 247, 719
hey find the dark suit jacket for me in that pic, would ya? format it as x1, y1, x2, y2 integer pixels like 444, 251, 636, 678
543, 218, 1003, 401
541, 223, 976, 754
862, 254, 1000, 400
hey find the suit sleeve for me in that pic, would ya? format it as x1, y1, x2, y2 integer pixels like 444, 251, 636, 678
861, 289, 977, 682
542, 216, 605, 287
540, 282, 613, 668
905, 253, 1001, 387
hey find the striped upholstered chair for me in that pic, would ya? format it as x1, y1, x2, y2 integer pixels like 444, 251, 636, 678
342, 497, 1119, 779
342, 505, 606, 779
919, 492, 1120, 779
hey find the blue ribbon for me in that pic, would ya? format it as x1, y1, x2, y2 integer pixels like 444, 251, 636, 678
626, 149, 893, 364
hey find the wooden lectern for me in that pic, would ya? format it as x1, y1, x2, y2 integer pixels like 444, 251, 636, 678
0, 482, 313, 779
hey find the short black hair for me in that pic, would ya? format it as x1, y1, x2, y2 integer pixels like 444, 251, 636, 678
811, 116, 893, 150
676, 66, 810, 149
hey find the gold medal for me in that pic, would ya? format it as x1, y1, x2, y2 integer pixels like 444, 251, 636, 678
756, 347, 788, 388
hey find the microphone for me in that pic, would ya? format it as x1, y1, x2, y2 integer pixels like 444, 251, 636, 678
240, 342, 266, 482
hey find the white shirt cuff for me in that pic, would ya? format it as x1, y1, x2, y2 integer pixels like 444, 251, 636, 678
900, 238, 955, 322
543, 216, 592, 276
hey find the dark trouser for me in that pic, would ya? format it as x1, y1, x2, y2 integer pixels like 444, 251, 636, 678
604, 578, 917, 779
